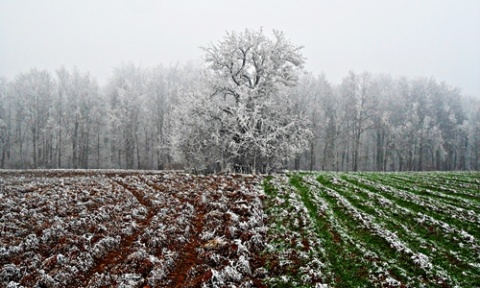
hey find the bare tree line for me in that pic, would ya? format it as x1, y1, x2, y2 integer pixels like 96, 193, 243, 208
1, 31, 479, 172
294, 72, 480, 171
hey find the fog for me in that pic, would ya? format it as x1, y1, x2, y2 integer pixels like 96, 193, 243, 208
1, 0, 479, 97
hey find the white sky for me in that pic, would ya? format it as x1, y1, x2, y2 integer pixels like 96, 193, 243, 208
1, 0, 479, 97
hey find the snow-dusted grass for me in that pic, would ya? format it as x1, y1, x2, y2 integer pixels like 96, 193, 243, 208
262, 175, 327, 287
267, 171, 480, 287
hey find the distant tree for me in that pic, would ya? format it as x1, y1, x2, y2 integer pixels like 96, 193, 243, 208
431, 82, 466, 170
369, 75, 395, 171
12, 69, 56, 168
56, 67, 100, 168
471, 108, 480, 170
341, 71, 376, 171
0, 77, 9, 168
107, 64, 147, 169
293, 73, 335, 171
149, 63, 202, 169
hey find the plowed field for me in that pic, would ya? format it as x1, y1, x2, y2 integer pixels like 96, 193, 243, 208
0, 170, 267, 287
1, 170, 479, 287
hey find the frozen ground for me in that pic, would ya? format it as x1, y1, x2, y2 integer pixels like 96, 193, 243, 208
1, 170, 479, 287
0, 170, 267, 287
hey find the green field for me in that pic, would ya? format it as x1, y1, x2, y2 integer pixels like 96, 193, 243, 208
263, 171, 480, 287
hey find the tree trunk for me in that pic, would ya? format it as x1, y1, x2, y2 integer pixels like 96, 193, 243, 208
418, 138, 424, 171
376, 129, 384, 171
73, 121, 79, 169
435, 149, 441, 170
1, 142, 5, 168
144, 130, 149, 169
58, 129, 62, 168
310, 144, 315, 171
96, 124, 100, 168
353, 132, 361, 171
135, 132, 140, 169
84, 126, 90, 168
294, 154, 300, 170
32, 126, 37, 168
19, 124, 23, 167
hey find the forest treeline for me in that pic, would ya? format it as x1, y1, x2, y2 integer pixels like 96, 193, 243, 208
1, 31, 480, 172
1, 65, 479, 172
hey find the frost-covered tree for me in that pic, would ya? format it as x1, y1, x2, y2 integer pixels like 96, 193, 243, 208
151, 62, 203, 169
369, 75, 395, 171
171, 28, 312, 173
471, 108, 480, 169
12, 69, 56, 168
56, 67, 101, 168
0, 77, 9, 168
107, 64, 148, 169
292, 73, 335, 171
341, 71, 377, 171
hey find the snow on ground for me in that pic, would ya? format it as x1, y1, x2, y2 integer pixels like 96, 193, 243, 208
1, 170, 479, 287
0, 170, 267, 287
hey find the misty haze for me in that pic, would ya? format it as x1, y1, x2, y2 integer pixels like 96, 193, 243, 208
1, 1, 480, 287
0, 28, 479, 172
1, 1, 479, 171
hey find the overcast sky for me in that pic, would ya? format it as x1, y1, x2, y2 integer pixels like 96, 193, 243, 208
1, 0, 479, 97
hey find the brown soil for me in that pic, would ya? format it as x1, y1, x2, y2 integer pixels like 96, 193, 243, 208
80, 179, 158, 286
0, 170, 268, 287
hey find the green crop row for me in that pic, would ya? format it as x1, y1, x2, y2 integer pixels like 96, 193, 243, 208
263, 171, 480, 287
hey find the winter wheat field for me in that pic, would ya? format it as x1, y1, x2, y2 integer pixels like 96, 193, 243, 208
0, 170, 479, 287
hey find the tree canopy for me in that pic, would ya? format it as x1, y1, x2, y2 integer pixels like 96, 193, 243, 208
170, 29, 312, 173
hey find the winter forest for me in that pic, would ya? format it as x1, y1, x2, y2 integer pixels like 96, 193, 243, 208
1, 29, 479, 172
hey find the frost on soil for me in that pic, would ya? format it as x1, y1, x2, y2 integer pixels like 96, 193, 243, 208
0, 170, 268, 287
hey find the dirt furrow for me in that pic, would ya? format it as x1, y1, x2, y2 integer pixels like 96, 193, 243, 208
81, 178, 156, 286
141, 178, 208, 287
167, 205, 206, 288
